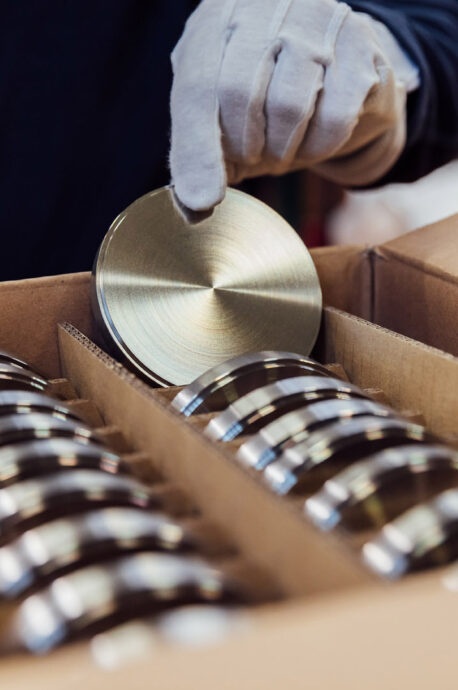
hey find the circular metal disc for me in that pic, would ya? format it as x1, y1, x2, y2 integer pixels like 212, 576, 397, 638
305, 444, 457, 532
93, 187, 322, 386
171, 351, 331, 416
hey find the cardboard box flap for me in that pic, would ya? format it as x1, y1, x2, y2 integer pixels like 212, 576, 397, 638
373, 213, 458, 355
310, 244, 371, 319
376, 213, 458, 283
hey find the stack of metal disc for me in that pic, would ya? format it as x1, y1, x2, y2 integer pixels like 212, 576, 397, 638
172, 349, 458, 581
0, 348, 246, 656
92, 186, 322, 386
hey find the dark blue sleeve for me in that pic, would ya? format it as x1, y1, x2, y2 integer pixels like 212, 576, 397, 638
345, 0, 458, 183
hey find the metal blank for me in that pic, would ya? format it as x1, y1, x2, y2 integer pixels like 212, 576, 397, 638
0, 363, 49, 393
205, 376, 369, 442
171, 351, 331, 416
0, 507, 196, 598
0, 350, 36, 372
0, 438, 124, 487
362, 488, 458, 579
306, 444, 458, 532
16, 552, 237, 653
0, 391, 80, 421
0, 413, 101, 448
92, 187, 322, 386
237, 398, 396, 471
263, 417, 433, 495
0, 470, 159, 544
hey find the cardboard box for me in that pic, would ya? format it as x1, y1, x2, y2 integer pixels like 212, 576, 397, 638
0, 254, 458, 688
372, 213, 458, 355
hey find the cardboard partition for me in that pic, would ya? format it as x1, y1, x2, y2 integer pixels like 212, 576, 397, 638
374, 213, 458, 355
58, 323, 372, 598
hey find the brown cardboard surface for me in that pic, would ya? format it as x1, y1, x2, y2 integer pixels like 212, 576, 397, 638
0, 571, 456, 690
310, 244, 371, 319
0, 272, 93, 378
374, 213, 458, 354
317, 307, 458, 437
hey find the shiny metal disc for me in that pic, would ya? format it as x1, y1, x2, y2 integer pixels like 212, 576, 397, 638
0, 438, 124, 487
0, 363, 48, 393
263, 417, 433, 495
0, 413, 100, 448
0, 350, 36, 372
17, 552, 236, 652
93, 187, 322, 386
0, 507, 195, 599
306, 444, 458, 532
171, 351, 331, 416
204, 376, 368, 442
0, 391, 79, 421
237, 398, 396, 471
362, 488, 458, 579
0, 470, 157, 544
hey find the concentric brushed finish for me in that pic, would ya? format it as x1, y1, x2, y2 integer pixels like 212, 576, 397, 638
171, 351, 331, 416
263, 417, 433, 495
306, 444, 458, 532
17, 552, 237, 652
237, 398, 396, 471
362, 488, 458, 579
0, 470, 158, 543
0, 438, 124, 487
93, 186, 322, 386
0, 507, 195, 598
205, 376, 368, 442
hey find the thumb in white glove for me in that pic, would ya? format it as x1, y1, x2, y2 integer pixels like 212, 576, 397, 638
169, 0, 419, 212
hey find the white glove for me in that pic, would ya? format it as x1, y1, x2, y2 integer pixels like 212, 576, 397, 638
170, 0, 419, 212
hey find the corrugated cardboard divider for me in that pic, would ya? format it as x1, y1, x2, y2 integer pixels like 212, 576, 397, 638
57, 322, 373, 599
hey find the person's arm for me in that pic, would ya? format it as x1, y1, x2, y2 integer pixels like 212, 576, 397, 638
345, 0, 458, 184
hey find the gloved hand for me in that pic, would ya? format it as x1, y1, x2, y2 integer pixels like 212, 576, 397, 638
170, 0, 419, 212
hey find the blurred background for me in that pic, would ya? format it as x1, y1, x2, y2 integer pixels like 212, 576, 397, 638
241, 159, 458, 247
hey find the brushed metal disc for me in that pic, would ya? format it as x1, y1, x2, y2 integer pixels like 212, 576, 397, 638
362, 488, 458, 579
306, 444, 457, 533
93, 187, 322, 386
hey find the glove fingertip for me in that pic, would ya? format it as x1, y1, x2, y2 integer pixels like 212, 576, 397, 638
173, 174, 227, 214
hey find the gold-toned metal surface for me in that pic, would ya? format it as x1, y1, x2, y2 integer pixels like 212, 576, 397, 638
305, 444, 458, 532
362, 488, 458, 579
93, 187, 322, 386
172, 351, 331, 416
